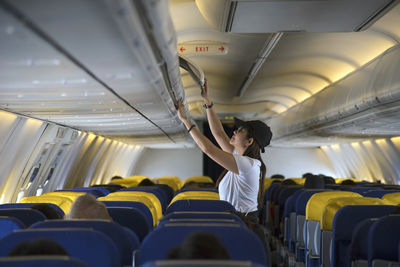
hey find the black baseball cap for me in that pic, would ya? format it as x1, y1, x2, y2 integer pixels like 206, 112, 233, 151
234, 117, 272, 153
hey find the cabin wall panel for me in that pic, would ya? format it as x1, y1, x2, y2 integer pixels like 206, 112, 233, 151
134, 147, 203, 180
262, 147, 336, 178
11, 124, 63, 202
57, 134, 143, 188
321, 137, 400, 184
0, 115, 46, 203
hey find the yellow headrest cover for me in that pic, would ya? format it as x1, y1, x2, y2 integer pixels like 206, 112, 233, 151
382, 192, 400, 205
289, 178, 306, 185
170, 191, 220, 204
20, 195, 73, 214
42, 191, 85, 202
151, 176, 182, 191
98, 195, 158, 226
184, 176, 214, 184
107, 191, 162, 221
321, 197, 386, 230
306, 191, 361, 221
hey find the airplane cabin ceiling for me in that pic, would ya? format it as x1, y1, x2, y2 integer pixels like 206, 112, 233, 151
170, 0, 400, 122
1, 0, 400, 147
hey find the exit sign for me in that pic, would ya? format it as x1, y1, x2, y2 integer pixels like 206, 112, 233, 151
178, 42, 228, 56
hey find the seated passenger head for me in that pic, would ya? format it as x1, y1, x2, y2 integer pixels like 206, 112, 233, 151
66, 194, 111, 220
304, 175, 325, 189
167, 232, 230, 260
183, 181, 200, 188
8, 238, 68, 256
30, 203, 62, 219
271, 174, 285, 179
302, 172, 313, 179
322, 175, 335, 185
138, 178, 155, 186
341, 179, 356, 186
111, 175, 122, 180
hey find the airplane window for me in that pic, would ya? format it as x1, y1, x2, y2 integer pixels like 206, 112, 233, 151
44, 167, 55, 186
29, 165, 40, 183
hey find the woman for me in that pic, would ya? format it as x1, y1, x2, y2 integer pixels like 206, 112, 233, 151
175, 79, 272, 222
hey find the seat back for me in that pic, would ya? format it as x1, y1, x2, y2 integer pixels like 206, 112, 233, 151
0, 216, 26, 238
120, 186, 168, 212
0, 208, 46, 227
294, 189, 325, 263
368, 215, 400, 266
184, 176, 214, 184
151, 176, 183, 192
0, 228, 121, 267
99, 195, 158, 226
170, 191, 220, 204
20, 195, 73, 214
283, 189, 304, 252
382, 192, 400, 204
141, 259, 266, 267
166, 200, 235, 214
137, 224, 267, 266
58, 188, 105, 198
320, 197, 386, 267
363, 190, 399, 198
103, 191, 162, 222
332, 205, 397, 267
158, 218, 245, 228
107, 207, 150, 242
161, 211, 242, 223
42, 192, 85, 202
30, 219, 138, 265
305, 191, 361, 265
349, 219, 376, 267
101, 200, 153, 229
0, 256, 89, 267
0, 203, 65, 217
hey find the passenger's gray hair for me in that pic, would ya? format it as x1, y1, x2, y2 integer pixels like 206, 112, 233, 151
65, 193, 111, 220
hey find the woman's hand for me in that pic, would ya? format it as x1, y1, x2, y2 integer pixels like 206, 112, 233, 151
201, 79, 211, 105
175, 99, 188, 122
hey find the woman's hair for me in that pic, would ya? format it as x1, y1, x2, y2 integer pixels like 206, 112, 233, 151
243, 130, 266, 208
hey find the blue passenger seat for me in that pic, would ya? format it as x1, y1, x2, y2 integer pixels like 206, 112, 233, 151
107, 207, 150, 242
0, 216, 26, 238
0, 228, 121, 267
137, 224, 267, 266
331, 205, 397, 267
165, 199, 235, 214
0, 208, 46, 227
30, 219, 139, 266
141, 259, 266, 267
368, 215, 400, 266
101, 200, 153, 230
0, 203, 65, 217
348, 218, 376, 267
0, 256, 89, 267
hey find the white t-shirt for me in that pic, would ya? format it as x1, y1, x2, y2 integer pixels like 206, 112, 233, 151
218, 152, 261, 213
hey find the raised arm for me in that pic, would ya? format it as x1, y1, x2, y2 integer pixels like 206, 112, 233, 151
201, 79, 234, 153
176, 100, 238, 174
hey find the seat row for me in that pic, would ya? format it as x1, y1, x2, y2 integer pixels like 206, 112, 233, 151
0, 199, 269, 266
264, 178, 400, 267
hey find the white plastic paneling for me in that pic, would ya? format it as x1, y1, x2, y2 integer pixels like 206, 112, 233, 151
0, 114, 46, 203
321, 136, 400, 184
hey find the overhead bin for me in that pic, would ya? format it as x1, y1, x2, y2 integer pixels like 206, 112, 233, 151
270, 45, 400, 143
196, 0, 399, 33
0, 0, 191, 145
